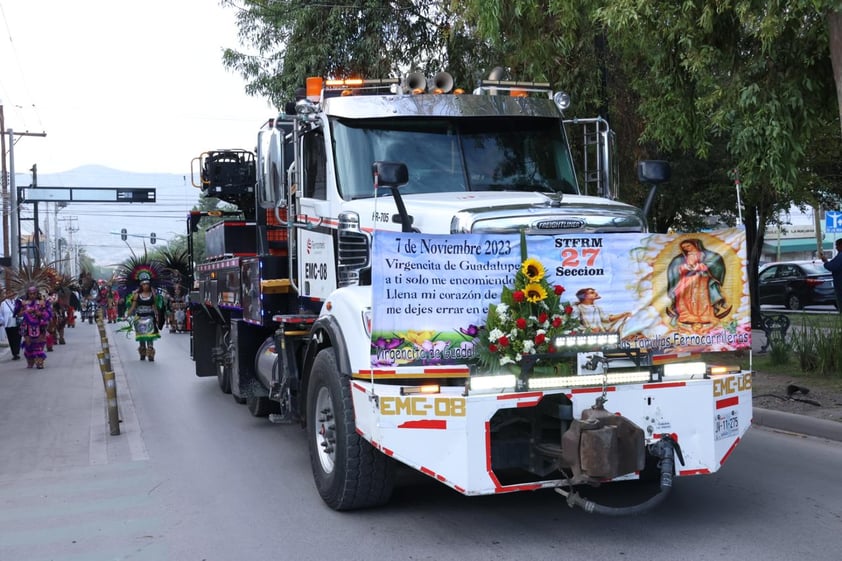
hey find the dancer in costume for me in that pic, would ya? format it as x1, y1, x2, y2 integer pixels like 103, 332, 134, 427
124, 272, 162, 361
168, 284, 188, 333
51, 294, 68, 345
20, 285, 52, 369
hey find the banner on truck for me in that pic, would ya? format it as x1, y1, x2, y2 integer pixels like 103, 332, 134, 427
370, 229, 751, 367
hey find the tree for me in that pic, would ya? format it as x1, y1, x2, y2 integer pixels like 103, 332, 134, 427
597, 1, 840, 319
220, 0, 479, 107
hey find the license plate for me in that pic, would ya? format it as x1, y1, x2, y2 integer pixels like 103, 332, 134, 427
715, 410, 739, 440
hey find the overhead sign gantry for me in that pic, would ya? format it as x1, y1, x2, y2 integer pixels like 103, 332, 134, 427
20, 187, 156, 203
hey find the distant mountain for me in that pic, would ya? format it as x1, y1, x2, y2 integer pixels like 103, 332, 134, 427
14, 166, 201, 267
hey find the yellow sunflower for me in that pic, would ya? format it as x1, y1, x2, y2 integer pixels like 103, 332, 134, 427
521, 257, 545, 282
523, 282, 548, 303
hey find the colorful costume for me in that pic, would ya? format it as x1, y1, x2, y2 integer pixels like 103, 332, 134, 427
51, 298, 68, 345
168, 285, 188, 333
125, 270, 164, 361
20, 289, 52, 369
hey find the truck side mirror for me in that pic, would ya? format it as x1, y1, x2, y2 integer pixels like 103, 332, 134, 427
637, 160, 671, 184
638, 160, 671, 221
257, 124, 287, 208
373, 161, 413, 232
373, 161, 409, 188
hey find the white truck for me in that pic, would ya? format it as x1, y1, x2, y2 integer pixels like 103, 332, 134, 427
188, 70, 753, 515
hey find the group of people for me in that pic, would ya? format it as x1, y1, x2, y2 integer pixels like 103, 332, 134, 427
1, 285, 70, 369
1, 268, 192, 367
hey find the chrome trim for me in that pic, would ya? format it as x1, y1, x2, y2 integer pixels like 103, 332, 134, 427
337, 211, 370, 287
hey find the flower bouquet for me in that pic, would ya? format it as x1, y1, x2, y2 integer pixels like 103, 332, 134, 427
476, 256, 585, 374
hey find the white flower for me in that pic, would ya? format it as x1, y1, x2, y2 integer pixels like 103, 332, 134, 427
522, 340, 535, 354
496, 303, 509, 318
500, 356, 515, 366
489, 328, 504, 342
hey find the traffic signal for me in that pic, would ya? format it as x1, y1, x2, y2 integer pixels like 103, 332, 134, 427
120, 228, 127, 241
150, 232, 156, 245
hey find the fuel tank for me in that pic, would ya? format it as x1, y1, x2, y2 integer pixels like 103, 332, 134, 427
254, 337, 277, 391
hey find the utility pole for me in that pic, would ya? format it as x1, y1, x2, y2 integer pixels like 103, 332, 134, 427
1, 103, 7, 258
59, 216, 78, 278
7, 128, 47, 268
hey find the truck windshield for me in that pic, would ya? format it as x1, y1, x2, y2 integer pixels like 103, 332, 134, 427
331, 116, 579, 200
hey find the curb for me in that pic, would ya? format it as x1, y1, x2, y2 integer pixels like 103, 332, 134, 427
753, 407, 842, 442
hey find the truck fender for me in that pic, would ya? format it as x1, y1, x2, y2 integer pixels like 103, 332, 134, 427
300, 315, 352, 423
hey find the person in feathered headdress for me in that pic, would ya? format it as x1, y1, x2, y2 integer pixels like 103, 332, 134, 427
2, 265, 55, 369
124, 270, 164, 361
118, 254, 166, 362
20, 284, 52, 369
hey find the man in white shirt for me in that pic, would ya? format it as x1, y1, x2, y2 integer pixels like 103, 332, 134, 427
0, 292, 22, 360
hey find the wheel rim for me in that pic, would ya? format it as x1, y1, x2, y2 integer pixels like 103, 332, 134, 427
313, 386, 336, 474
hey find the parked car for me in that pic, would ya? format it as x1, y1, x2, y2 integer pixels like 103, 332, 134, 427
757, 261, 837, 310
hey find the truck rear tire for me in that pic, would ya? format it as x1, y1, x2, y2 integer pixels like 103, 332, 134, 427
216, 329, 232, 394
307, 348, 394, 510
247, 395, 279, 417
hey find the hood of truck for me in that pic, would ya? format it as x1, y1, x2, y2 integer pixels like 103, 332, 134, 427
343, 191, 647, 234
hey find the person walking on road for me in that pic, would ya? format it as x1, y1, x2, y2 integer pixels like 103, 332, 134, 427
0, 292, 22, 360
125, 273, 162, 362
20, 285, 52, 369
821, 238, 842, 312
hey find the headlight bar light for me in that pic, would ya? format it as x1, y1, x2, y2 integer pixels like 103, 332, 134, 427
662, 361, 707, 380
527, 371, 651, 390
468, 374, 517, 393
554, 332, 620, 349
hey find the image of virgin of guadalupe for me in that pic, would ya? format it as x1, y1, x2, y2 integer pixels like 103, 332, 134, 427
666, 238, 732, 331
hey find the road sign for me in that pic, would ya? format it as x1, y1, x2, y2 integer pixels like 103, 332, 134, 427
21, 187, 156, 203
827, 211, 842, 234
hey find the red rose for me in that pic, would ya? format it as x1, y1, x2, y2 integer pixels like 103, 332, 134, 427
554, 285, 565, 295
548, 345, 556, 353
552, 316, 562, 328
489, 343, 498, 353
535, 333, 546, 345
516, 317, 527, 329
538, 312, 548, 323
499, 336, 509, 347
512, 291, 525, 303
564, 305, 573, 315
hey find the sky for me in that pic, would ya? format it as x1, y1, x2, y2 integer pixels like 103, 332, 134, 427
0, 0, 277, 267
0, 0, 273, 175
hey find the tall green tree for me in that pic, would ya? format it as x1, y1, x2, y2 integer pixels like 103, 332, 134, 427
220, 0, 493, 107
598, 0, 840, 319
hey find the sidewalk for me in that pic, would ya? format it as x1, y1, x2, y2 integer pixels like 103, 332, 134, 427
0, 321, 146, 473
0, 321, 158, 561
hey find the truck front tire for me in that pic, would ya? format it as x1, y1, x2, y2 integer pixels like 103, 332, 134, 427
307, 348, 394, 510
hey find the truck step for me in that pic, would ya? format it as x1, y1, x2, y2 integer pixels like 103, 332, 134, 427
268, 413, 297, 424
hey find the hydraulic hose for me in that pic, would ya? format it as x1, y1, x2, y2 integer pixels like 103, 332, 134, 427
557, 437, 677, 516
